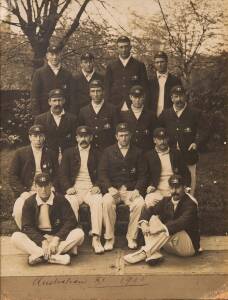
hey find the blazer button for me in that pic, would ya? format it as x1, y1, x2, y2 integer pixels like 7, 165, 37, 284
176, 128, 179, 131
95, 126, 98, 130
136, 130, 139, 133
95, 135, 98, 138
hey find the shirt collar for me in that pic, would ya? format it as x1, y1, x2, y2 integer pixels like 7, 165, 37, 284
92, 100, 104, 109
171, 197, 180, 207
82, 69, 95, 80
119, 55, 131, 66
48, 62, 61, 72
155, 146, 170, 155
36, 191, 54, 206
173, 103, 187, 114
78, 144, 91, 152
131, 104, 144, 113
118, 143, 129, 150
31, 145, 43, 153
51, 109, 65, 118
157, 71, 168, 79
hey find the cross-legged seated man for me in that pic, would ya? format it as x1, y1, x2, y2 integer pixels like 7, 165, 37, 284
11, 173, 84, 266
124, 174, 200, 265
98, 123, 147, 251
59, 126, 104, 254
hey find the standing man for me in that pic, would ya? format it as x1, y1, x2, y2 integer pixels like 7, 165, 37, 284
71, 52, 104, 115
147, 51, 181, 117
124, 174, 200, 265
12, 173, 84, 266
98, 123, 147, 251
79, 79, 119, 150
34, 89, 77, 162
144, 127, 191, 207
120, 85, 158, 151
59, 126, 104, 254
9, 125, 58, 229
159, 85, 208, 195
31, 44, 75, 115
104, 36, 149, 111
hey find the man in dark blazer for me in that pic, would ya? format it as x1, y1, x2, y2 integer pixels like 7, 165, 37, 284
104, 36, 149, 110
124, 174, 200, 265
79, 79, 119, 150
120, 85, 157, 151
12, 173, 84, 265
34, 89, 77, 162
146, 51, 181, 117
144, 127, 191, 207
159, 85, 208, 195
59, 126, 104, 254
98, 123, 147, 251
31, 45, 75, 115
71, 52, 104, 115
9, 125, 58, 229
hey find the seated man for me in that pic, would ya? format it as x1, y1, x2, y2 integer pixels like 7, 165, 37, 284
12, 173, 84, 266
145, 127, 191, 207
34, 88, 78, 162
124, 174, 200, 265
9, 125, 58, 229
98, 123, 147, 251
79, 79, 119, 150
59, 126, 104, 254
120, 85, 158, 152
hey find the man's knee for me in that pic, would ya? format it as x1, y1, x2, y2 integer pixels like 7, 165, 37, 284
132, 197, 145, 211
89, 194, 103, 207
102, 193, 115, 208
145, 191, 163, 208
70, 228, 85, 241
11, 231, 25, 244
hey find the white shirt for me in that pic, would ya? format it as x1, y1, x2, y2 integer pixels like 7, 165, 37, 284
36, 192, 54, 206
156, 148, 173, 196
118, 143, 129, 157
156, 71, 168, 117
171, 197, 180, 211
92, 100, 104, 114
74, 146, 93, 192
36, 192, 54, 231
131, 105, 143, 120
48, 62, 61, 76
82, 69, 95, 82
119, 55, 131, 67
51, 109, 65, 127
173, 103, 187, 118
31, 146, 42, 175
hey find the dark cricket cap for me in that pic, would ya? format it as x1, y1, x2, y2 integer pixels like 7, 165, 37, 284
129, 85, 144, 96
153, 127, 168, 139
154, 51, 168, 61
29, 124, 45, 136
117, 36, 130, 44
168, 174, 184, 187
48, 89, 65, 99
81, 52, 94, 61
171, 85, 185, 95
116, 122, 131, 133
47, 44, 61, 53
89, 79, 103, 89
76, 126, 93, 136
34, 173, 51, 186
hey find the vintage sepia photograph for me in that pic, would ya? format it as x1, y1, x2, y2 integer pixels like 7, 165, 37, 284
0, 0, 228, 299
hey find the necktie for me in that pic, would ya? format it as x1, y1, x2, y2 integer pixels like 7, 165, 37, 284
38, 204, 52, 231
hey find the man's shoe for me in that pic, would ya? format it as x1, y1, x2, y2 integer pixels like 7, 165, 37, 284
127, 238, 138, 250
104, 238, 114, 251
48, 254, 71, 265
92, 236, 104, 254
146, 251, 164, 266
28, 254, 44, 266
123, 248, 146, 264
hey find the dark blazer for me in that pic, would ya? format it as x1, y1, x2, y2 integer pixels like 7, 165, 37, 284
59, 146, 101, 193
145, 148, 191, 188
31, 63, 76, 115
71, 71, 104, 115
79, 102, 119, 150
140, 193, 200, 252
9, 146, 58, 197
98, 144, 147, 195
34, 111, 77, 155
120, 108, 158, 151
104, 57, 149, 109
22, 192, 78, 246
147, 73, 181, 113
158, 105, 208, 165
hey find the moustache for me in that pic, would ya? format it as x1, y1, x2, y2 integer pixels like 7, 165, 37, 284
53, 105, 61, 109
171, 192, 179, 197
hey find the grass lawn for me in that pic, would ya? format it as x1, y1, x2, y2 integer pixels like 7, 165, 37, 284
0, 145, 227, 235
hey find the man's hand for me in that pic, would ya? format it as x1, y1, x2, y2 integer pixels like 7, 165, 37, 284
48, 236, 60, 255
42, 239, 50, 260
146, 186, 156, 194
188, 143, 197, 151
140, 222, 150, 236
66, 187, 76, 195
131, 189, 140, 200
108, 187, 119, 200
91, 186, 101, 195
